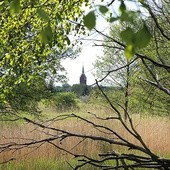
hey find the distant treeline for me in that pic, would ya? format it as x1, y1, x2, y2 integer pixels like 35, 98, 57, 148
47, 83, 116, 97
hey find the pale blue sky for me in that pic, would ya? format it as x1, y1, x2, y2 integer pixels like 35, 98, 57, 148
62, 21, 109, 85
62, 42, 103, 85
62, 1, 113, 85
62, 0, 139, 85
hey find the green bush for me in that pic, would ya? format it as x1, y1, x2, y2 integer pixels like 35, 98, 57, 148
71, 84, 90, 97
51, 92, 79, 112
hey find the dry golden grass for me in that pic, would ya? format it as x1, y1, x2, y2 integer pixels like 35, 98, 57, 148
135, 116, 170, 155
0, 104, 170, 165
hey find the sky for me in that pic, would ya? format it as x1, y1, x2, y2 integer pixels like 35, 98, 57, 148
62, 1, 116, 85
62, 21, 110, 85
62, 0, 141, 86
62, 42, 103, 85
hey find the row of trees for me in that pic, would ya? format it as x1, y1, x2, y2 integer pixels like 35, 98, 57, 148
47, 82, 90, 97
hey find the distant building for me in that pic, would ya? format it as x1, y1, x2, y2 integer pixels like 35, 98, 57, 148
80, 66, 87, 85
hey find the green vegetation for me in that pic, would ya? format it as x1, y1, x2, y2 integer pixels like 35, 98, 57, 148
0, 159, 75, 170
0, 158, 106, 170
71, 84, 90, 97
49, 92, 79, 112
0, 0, 170, 169
0, 0, 89, 112
94, 16, 170, 117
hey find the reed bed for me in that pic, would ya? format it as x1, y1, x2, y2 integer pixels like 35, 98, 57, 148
0, 104, 170, 169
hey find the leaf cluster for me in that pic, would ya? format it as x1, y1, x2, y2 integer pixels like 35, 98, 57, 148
0, 0, 90, 113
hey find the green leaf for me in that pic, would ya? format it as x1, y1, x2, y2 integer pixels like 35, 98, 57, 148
99, 5, 108, 14
52, 69, 56, 74
0, 1, 4, 6
0, 1, 4, 10
120, 27, 134, 45
138, 0, 145, 3
83, 11, 96, 30
65, 36, 71, 45
37, 8, 49, 22
40, 24, 53, 45
125, 45, 135, 60
109, 17, 119, 23
119, 0, 126, 14
10, 59, 15, 66
10, 0, 21, 15
120, 11, 138, 23
134, 23, 152, 49
5, 53, 11, 59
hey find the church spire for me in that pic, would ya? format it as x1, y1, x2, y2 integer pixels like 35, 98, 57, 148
80, 65, 87, 85
82, 65, 85, 74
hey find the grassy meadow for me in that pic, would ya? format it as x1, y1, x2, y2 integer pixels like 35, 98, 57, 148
0, 103, 170, 169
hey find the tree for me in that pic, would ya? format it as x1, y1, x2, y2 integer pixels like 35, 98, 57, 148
71, 84, 90, 97
0, 0, 89, 113
94, 19, 170, 116
94, 24, 140, 119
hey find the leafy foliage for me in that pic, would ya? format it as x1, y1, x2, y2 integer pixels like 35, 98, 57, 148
0, 76, 48, 115
94, 13, 170, 116
50, 92, 79, 112
99, 5, 108, 14
71, 84, 90, 97
0, 0, 89, 113
120, 24, 152, 59
83, 1, 152, 59
83, 11, 96, 31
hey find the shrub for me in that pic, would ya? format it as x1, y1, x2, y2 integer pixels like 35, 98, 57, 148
71, 84, 90, 97
51, 92, 79, 112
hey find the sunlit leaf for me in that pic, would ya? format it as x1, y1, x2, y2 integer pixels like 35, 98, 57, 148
83, 11, 96, 30
10, 59, 15, 66
0, 1, 4, 6
5, 53, 11, 59
125, 45, 135, 60
10, 0, 21, 15
99, 5, 108, 14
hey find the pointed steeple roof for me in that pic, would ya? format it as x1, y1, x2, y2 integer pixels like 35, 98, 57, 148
80, 65, 87, 85
82, 65, 85, 74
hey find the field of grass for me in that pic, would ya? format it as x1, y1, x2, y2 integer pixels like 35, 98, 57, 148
0, 103, 170, 169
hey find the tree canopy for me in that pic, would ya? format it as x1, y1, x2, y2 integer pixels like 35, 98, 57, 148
0, 0, 90, 112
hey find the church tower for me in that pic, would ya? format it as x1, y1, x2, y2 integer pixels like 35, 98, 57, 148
80, 66, 87, 85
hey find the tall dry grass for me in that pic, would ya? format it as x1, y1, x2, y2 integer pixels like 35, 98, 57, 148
0, 104, 170, 167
